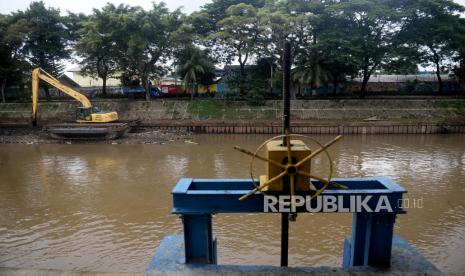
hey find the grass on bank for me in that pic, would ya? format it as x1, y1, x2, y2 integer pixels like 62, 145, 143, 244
186, 99, 278, 120
434, 100, 465, 110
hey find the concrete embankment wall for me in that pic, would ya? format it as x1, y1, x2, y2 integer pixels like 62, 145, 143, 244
153, 123, 465, 134
1, 99, 464, 134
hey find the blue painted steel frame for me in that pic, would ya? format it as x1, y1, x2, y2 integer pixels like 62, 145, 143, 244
182, 214, 217, 264
172, 176, 406, 268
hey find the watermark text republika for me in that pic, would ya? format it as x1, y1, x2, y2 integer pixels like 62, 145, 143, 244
264, 195, 421, 213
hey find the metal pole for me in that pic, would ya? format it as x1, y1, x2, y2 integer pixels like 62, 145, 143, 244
281, 213, 289, 267
282, 41, 291, 143
281, 40, 291, 268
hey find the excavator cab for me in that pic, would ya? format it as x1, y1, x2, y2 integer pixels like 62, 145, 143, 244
76, 107, 92, 121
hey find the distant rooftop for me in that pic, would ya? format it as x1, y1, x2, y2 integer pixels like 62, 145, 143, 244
57, 74, 80, 87
67, 66, 82, 72
351, 74, 453, 82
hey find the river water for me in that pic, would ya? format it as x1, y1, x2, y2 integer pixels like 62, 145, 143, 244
0, 134, 464, 273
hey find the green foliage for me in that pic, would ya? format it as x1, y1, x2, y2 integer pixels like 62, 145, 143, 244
399, 0, 465, 92
65, 12, 88, 44
202, 0, 265, 23
120, 3, 187, 100
292, 49, 331, 89
0, 14, 30, 102
434, 100, 465, 110
453, 52, 465, 82
381, 47, 420, 75
193, 0, 265, 48
187, 99, 223, 119
244, 90, 265, 106
210, 3, 261, 72
327, 0, 406, 97
226, 65, 268, 105
75, 4, 124, 95
0, 1, 71, 100
20, 1, 70, 76
120, 73, 140, 87
175, 46, 216, 89
1, 0, 465, 102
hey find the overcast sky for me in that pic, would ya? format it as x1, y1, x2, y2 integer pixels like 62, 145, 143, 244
1, 0, 465, 15
0, 0, 211, 14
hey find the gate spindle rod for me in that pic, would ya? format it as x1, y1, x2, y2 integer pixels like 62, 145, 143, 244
281, 40, 291, 268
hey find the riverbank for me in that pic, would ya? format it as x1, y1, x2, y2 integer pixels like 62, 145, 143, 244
1, 99, 464, 125
1, 121, 464, 145
1, 99, 464, 141
0, 127, 191, 144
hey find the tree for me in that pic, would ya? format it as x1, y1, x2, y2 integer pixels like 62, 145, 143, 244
319, 44, 358, 95
191, 0, 266, 65
175, 46, 215, 100
202, 0, 265, 24
0, 14, 30, 102
212, 3, 262, 76
328, 0, 404, 97
453, 52, 465, 83
64, 12, 88, 47
194, 0, 265, 37
75, 5, 125, 96
289, 2, 358, 97
292, 47, 331, 97
120, 3, 187, 101
18, 1, 71, 100
314, 9, 359, 96
256, 7, 288, 92
210, 3, 262, 94
450, 17, 465, 84
400, 0, 464, 93
381, 46, 420, 75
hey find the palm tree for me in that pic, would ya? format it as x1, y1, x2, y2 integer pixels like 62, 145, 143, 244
175, 47, 215, 100
182, 65, 204, 100
292, 51, 331, 97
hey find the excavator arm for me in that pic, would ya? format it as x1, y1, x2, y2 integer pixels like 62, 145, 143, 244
32, 68, 93, 125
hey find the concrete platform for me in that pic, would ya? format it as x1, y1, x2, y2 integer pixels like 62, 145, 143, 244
144, 235, 442, 276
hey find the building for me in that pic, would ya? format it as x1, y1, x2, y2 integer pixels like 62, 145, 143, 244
344, 74, 461, 94
67, 67, 122, 87
57, 74, 81, 88
157, 76, 182, 86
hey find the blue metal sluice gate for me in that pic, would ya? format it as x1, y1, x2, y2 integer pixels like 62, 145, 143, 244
143, 176, 448, 275
170, 177, 405, 268
144, 176, 442, 275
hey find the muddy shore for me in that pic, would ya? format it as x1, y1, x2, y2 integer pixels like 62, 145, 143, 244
0, 127, 192, 145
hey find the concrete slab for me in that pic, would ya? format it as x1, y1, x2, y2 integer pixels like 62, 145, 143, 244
144, 235, 442, 276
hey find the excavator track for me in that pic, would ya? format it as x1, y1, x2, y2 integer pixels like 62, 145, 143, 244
43, 120, 140, 140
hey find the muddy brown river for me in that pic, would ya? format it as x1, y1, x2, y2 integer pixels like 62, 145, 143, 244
0, 134, 464, 273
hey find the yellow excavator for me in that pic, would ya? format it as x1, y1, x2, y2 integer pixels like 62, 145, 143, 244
32, 67, 118, 126
31, 68, 133, 139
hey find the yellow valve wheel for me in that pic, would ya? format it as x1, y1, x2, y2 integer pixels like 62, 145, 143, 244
234, 129, 347, 205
